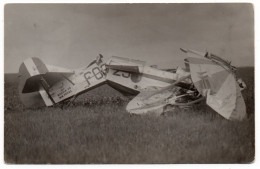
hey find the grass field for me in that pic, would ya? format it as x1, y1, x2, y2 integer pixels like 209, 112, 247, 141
4, 67, 254, 164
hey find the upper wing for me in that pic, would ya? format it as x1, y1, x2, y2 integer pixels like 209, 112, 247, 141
184, 49, 246, 121
205, 75, 246, 121
105, 56, 146, 73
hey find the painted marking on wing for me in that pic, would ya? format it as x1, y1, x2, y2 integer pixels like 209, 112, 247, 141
24, 58, 40, 76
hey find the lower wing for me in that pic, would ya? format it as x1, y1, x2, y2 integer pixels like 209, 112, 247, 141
126, 85, 202, 115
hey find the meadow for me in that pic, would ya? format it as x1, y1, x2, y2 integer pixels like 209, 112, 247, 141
4, 67, 254, 164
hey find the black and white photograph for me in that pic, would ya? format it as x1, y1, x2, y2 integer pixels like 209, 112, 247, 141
4, 3, 254, 164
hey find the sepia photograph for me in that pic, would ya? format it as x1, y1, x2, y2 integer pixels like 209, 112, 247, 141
4, 3, 254, 164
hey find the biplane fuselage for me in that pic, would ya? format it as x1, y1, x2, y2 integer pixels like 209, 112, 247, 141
19, 57, 107, 107
47, 62, 107, 105
19, 56, 183, 107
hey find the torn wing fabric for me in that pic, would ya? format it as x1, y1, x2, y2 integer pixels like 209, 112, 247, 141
187, 57, 230, 94
229, 83, 246, 120
206, 73, 246, 120
126, 74, 196, 115
187, 56, 246, 121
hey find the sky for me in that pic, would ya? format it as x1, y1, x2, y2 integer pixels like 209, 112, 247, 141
4, 3, 254, 73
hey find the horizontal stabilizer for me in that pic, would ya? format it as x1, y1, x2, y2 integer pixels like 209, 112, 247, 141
19, 57, 74, 107
19, 58, 74, 93
22, 75, 42, 93
46, 64, 74, 74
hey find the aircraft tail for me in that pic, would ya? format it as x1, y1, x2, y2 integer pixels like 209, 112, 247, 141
18, 57, 54, 107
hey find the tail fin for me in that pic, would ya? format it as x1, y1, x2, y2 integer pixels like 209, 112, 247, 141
18, 57, 54, 108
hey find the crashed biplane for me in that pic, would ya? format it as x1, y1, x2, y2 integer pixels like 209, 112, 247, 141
18, 49, 247, 121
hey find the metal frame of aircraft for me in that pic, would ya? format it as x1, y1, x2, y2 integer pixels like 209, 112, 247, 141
18, 48, 247, 121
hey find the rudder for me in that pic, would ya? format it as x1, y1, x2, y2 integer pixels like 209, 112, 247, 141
18, 57, 53, 108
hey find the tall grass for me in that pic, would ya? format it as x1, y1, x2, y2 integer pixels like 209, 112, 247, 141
4, 67, 254, 164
